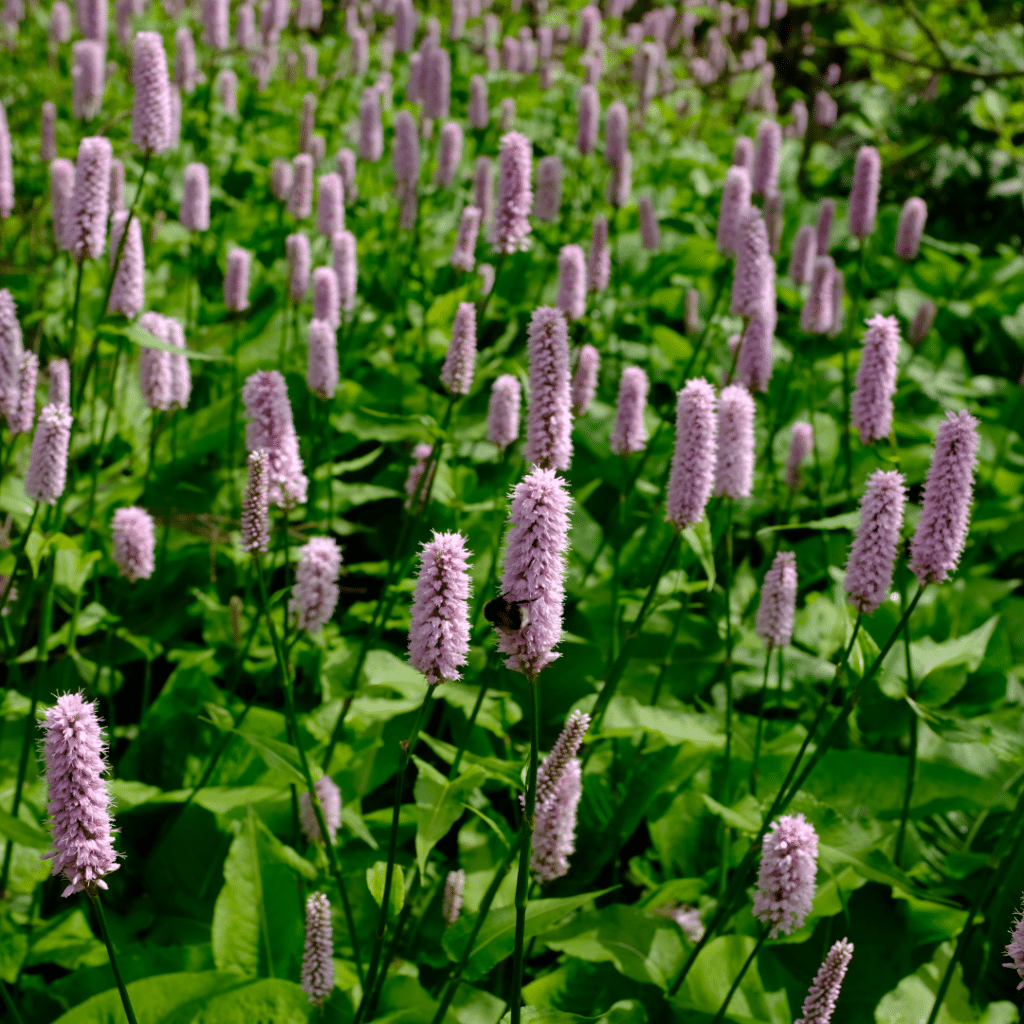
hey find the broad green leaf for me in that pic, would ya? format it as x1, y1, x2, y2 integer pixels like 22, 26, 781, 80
412, 756, 487, 873
365, 860, 405, 915
911, 616, 999, 706
703, 794, 761, 833
418, 732, 525, 789
0, 808, 49, 849
596, 696, 723, 749
26, 910, 107, 971
124, 320, 227, 361
682, 518, 716, 590
53, 548, 100, 594
201, 703, 235, 733
234, 732, 319, 786
341, 805, 379, 849
540, 904, 686, 989
442, 889, 615, 980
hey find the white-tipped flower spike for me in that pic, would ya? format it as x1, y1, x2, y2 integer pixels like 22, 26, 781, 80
132, 32, 173, 154
488, 374, 521, 450
443, 869, 465, 925
138, 312, 173, 410
332, 231, 357, 313
287, 232, 311, 302
666, 379, 717, 531
306, 319, 339, 401
69, 136, 112, 262
440, 302, 476, 396
408, 530, 473, 685
609, 366, 649, 455
293, 537, 343, 632
755, 550, 797, 649
111, 506, 156, 582
41, 101, 58, 162
714, 384, 755, 499
224, 247, 251, 312
450, 206, 481, 273
50, 159, 75, 252
786, 422, 814, 491
241, 450, 271, 553
493, 132, 532, 255
107, 212, 145, 318
795, 939, 854, 1024
300, 893, 334, 1009
26, 403, 74, 505
534, 156, 563, 222
289, 153, 314, 219
753, 813, 819, 937
72, 40, 105, 121
41, 693, 119, 897
556, 245, 586, 321
316, 172, 344, 238
526, 307, 573, 471
313, 266, 340, 330
180, 163, 210, 232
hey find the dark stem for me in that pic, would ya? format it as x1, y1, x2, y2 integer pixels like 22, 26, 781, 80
749, 646, 774, 796
0, 979, 23, 1024
721, 499, 734, 802
88, 890, 139, 1024
709, 929, 769, 1024
0, 503, 39, 638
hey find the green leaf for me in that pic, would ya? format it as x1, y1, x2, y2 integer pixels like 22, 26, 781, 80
0, 808, 50, 849
540, 904, 685, 989
911, 616, 999, 706
124, 321, 227, 361
340, 805, 379, 849
418, 732, 525, 789
442, 889, 616, 980
702, 794, 761, 834
682, 518, 716, 590
53, 548, 100, 595
412, 756, 487, 873
26, 910, 107, 971
365, 860, 405, 915
201, 703, 235, 733
234, 732, 318, 786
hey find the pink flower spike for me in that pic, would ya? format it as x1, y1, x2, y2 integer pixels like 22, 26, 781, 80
316, 173, 344, 238
241, 450, 270, 554
736, 308, 774, 394
714, 384, 755, 499
107, 212, 145, 318
910, 300, 936, 345
753, 813, 818, 937
300, 892, 334, 1009
287, 232, 311, 303
132, 31, 173, 154
1004, 896, 1024, 990
851, 314, 900, 443
751, 118, 781, 196
409, 531, 472, 685
848, 145, 881, 240
332, 230, 357, 312
525, 307, 573, 471
25, 403, 73, 505
755, 551, 798, 649
41, 693, 120, 897
495, 467, 570, 677
895, 197, 927, 260
242, 370, 308, 506
577, 84, 599, 156
69, 136, 112, 263
556, 245, 586, 321
845, 469, 907, 614
306, 319, 339, 401
534, 156, 563, 222
488, 374, 521, 450
800, 256, 834, 334
910, 410, 979, 585
493, 132, 532, 255
587, 216, 610, 294
730, 211, 773, 319
795, 939, 854, 1024
785, 422, 814, 491
815, 198, 835, 255
440, 302, 476, 396
789, 225, 816, 285
313, 265, 340, 330
450, 206, 481, 272
609, 366, 649, 455
299, 775, 341, 844
666, 379, 717, 530
571, 344, 600, 418
293, 536, 342, 632
111, 506, 156, 582
443, 869, 465, 925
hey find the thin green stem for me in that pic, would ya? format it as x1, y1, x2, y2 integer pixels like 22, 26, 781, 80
721, 499, 734, 802
709, 930, 769, 1024
750, 647, 774, 796
682, 264, 729, 381
450, 666, 492, 777
253, 558, 364, 984
895, 580, 918, 868
364, 866, 420, 1019
509, 674, 541, 1024
0, 978, 23, 1024
0, 503, 39, 637
356, 688, 435, 1020
88, 891, 139, 1024
0, 556, 55, 897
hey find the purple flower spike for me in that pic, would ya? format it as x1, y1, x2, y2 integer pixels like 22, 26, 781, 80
731, 211, 773, 318
132, 31, 173, 154
224, 247, 251, 312
895, 197, 927, 260
271, 159, 294, 203
753, 813, 819, 937
181, 162, 210, 232
332, 230, 357, 312
910, 410, 979, 585
241, 450, 270, 554
317, 173, 345, 238
609, 366, 649, 455
451, 205, 481, 272
786, 422, 814, 491
795, 939, 854, 1024
50, 159, 74, 252
474, 157, 494, 225
488, 374, 521, 450
299, 775, 341, 845
440, 302, 476, 396
10, 353, 38, 436
469, 74, 489, 129
815, 198, 835, 255
26, 403, 73, 505
577, 84, 599, 156
851, 314, 900, 443
751, 118, 781, 196
107, 212, 145, 318
435, 122, 464, 189
910, 300, 936, 345
534, 156, 563, 222
69, 136, 112, 263
336, 149, 357, 205
525, 307, 573, 471
800, 256, 834, 334
359, 87, 384, 162
714, 384, 755, 499
848, 145, 881, 240
1004, 897, 1024, 990
293, 536, 342, 632
845, 469, 906, 614
287, 233, 311, 303
736, 309, 774, 394
289, 153, 314, 219
495, 467, 570, 677
556, 245, 586, 321
111, 506, 156, 582
42, 693, 119, 897
405, 443, 436, 511
138, 313, 173, 410
409, 531, 472, 685
639, 196, 660, 250
571, 344, 600, 418
313, 265, 340, 330
242, 370, 308, 506
666, 379, 717, 530
587, 216, 610, 294
300, 892, 334, 1008
606, 149, 632, 209
49, 359, 70, 410
306, 319, 339, 401
493, 131, 533, 255
789, 225, 816, 285
605, 101, 628, 170
733, 137, 753, 169
443, 869, 465, 925
755, 551, 798, 649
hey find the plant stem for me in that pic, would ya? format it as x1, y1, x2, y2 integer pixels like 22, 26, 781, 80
590, 531, 680, 727
476, 252, 506, 322
649, 592, 687, 707
685, 262, 730, 380
509, 673, 541, 1024
0, 503, 39, 636
253, 557, 364, 983
749, 647, 774, 796
364, 866, 420, 1019
0, 979, 23, 1024
0, 556, 55, 897
895, 580, 918, 868
356, 688, 435, 1020
450, 665, 492, 776
721, 499, 734, 803
88, 890, 139, 1024
709, 930, 769, 1024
